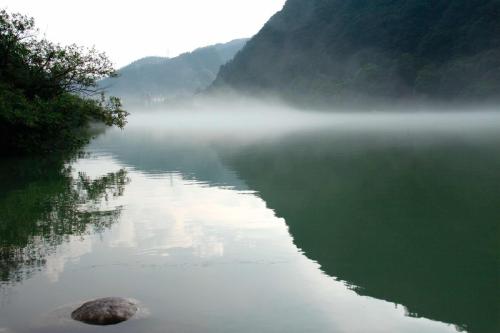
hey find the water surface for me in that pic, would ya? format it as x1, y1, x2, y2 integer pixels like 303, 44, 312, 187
1, 110, 499, 333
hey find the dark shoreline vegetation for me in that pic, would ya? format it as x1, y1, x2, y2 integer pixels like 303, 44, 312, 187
0, 9, 128, 156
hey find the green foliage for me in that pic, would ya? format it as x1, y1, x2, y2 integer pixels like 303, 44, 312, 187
414, 65, 441, 95
214, 0, 500, 107
0, 9, 128, 154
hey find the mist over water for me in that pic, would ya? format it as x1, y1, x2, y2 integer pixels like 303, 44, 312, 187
2, 104, 499, 333
123, 102, 500, 144
96, 106, 499, 333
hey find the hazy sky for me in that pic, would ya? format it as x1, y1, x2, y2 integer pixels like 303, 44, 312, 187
2, 0, 286, 67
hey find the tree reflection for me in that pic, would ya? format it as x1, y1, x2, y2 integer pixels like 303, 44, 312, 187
0, 155, 130, 285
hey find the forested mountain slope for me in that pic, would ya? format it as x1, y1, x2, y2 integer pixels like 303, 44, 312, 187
213, 0, 500, 107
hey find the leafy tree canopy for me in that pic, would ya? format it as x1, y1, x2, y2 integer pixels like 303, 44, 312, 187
0, 9, 128, 154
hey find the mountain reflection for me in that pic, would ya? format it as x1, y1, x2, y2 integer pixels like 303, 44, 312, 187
226, 130, 500, 333
0, 154, 130, 285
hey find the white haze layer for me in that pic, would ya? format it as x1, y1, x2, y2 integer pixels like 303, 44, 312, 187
124, 99, 500, 145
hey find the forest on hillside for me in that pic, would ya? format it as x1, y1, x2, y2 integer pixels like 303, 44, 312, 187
214, 0, 500, 107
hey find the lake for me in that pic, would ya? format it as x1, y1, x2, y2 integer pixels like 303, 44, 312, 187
1, 110, 499, 333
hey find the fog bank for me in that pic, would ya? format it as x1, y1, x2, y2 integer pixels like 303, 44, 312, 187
123, 99, 500, 144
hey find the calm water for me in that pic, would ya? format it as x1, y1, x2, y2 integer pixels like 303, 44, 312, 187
1, 111, 499, 333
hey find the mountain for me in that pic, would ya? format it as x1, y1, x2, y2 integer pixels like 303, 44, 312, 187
213, 0, 500, 107
101, 38, 248, 105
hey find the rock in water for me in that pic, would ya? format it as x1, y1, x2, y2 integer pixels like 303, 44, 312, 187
71, 297, 138, 325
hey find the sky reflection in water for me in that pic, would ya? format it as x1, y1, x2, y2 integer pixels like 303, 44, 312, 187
2, 110, 499, 333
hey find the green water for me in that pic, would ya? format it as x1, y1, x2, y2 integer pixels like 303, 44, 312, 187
0, 111, 499, 333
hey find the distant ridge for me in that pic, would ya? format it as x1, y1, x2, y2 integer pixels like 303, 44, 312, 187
100, 38, 249, 106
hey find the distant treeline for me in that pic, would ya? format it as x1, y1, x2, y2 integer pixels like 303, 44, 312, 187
214, 0, 500, 108
0, 9, 127, 155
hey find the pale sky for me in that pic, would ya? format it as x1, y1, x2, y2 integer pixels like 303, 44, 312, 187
2, 0, 286, 67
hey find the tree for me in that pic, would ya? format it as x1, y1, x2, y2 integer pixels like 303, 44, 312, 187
0, 9, 128, 154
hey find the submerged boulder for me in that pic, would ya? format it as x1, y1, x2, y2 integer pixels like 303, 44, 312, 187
71, 297, 138, 325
